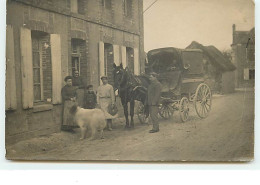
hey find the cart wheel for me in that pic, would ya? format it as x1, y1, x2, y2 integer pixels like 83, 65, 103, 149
179, 97, 189, 122
194, 83, 212, 118
137, 102, 148, 124
159, 103, 174, 119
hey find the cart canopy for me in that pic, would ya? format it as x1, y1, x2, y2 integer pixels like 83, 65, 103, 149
147, 47, 204, 93
147, 47, 183, 73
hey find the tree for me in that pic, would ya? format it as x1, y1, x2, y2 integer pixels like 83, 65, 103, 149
222, 49, 232, 61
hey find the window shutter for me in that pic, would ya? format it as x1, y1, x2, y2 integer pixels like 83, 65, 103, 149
244, 68, 249, 80
71, 0, 78, 13
99, 41, 105, 84
20, 27, 33, 109
51, 34, 62, 104
121, 46, 126, 68
113, 44, 120, 66
134, 47, 139, 75
6, 25, 17, 110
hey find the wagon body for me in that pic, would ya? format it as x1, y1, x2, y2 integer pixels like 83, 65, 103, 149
181, 49, 204, 96
138, 47, 212, 123
147, 47, 205, 98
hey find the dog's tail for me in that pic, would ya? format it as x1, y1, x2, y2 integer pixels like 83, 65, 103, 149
70, 104, 78, 115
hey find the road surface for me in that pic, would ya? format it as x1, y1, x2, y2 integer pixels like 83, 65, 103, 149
7, 89, 254, 161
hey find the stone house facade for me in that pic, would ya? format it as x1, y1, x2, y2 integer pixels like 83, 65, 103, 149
231, 24, 255, 88
5, 0, 144, 144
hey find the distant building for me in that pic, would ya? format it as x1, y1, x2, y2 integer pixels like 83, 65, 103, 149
186, 41, 236, 94
5, 0, 144, 144
231, 24, 255, 88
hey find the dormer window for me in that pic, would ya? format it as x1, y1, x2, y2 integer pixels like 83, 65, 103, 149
123, 0, 132, 17
102, 0, 111, 9
71, 0, 85, 14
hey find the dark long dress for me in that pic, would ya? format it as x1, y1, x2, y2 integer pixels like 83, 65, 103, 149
61, 85, 77, 130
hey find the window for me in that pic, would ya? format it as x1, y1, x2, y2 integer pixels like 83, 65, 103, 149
126, 47, 134, 72
71, 0, 85, 14
72, 57, 80, 75
31, 31, 52, 103
102, 0, 111, 9
104, 43, 114, 84
72, 41, 79, 54
123, 0, 132, 17
249, 69, 255, 80
32, 37, 42, 102
71, 39, 81, 75
77, 0, 85, 14
247, 48, 255, 62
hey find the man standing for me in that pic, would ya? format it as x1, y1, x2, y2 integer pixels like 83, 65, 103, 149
97, 76, 117, 131
146, 72, 162, 133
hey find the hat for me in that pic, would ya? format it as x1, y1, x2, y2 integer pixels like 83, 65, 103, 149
64, 76, 73, 82
86, 85, 93, 89
149, 72, 159, 77
108, 104, 118, 116
101, 76, 108, 80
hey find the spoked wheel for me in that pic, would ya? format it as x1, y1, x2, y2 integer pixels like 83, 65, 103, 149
179, 97, 189, 122
137, 102, 148, 124
159, 103, 174, 119
193, 83, 212, 118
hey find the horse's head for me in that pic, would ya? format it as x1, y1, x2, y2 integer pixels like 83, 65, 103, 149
113, 63, 126, 91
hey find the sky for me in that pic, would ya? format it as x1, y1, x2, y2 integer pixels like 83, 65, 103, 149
143, 0, 255, 52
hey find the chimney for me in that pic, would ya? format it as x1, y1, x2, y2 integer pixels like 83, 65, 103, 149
232, 24, 236, 44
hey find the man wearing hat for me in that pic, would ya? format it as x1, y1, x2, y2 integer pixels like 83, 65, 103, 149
146, 72, 162, 133
97, 76, 117, 131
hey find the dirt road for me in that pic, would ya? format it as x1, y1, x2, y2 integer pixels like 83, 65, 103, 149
7, 89, 254, 161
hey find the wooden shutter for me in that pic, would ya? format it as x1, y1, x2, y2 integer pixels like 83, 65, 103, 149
71, 0, 78, 13
113, 44, 120, 66
20, 27, 33, 109
121, 46, 126, 68
6, 25, 17, 110
99, 41, 105, 84
134, 47, 139, 75
51, 34, 62, 104
244, 68, 249, 80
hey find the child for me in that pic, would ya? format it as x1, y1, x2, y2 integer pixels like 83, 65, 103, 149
84, 85, 97, 109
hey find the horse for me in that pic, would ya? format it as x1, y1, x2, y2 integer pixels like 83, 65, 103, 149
113, 63, 150, 128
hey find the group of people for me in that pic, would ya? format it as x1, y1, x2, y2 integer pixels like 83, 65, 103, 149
61, 70, 162, 134
61, 71, 116, 132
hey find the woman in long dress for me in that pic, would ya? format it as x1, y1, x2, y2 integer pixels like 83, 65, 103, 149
97, 76, 117, 131
61, 76, 77, 132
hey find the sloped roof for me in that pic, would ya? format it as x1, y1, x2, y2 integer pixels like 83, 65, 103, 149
186, 41, 236, 71
233, 27, 255, 45
248, 27, 255, 45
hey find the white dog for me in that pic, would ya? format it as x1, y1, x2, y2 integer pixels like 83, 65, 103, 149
70, 105, 106, 140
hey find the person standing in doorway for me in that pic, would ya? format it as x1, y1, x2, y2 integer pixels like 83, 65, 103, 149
72, 70, 85, 107
61, 76, 77, 132
97, 76, 117, 131
146, 72, 162, 133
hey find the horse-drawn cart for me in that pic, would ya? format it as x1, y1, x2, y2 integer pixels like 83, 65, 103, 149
138, 47, 212, 123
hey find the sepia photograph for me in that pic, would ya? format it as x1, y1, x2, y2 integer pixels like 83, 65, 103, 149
5, 0, 255, 161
